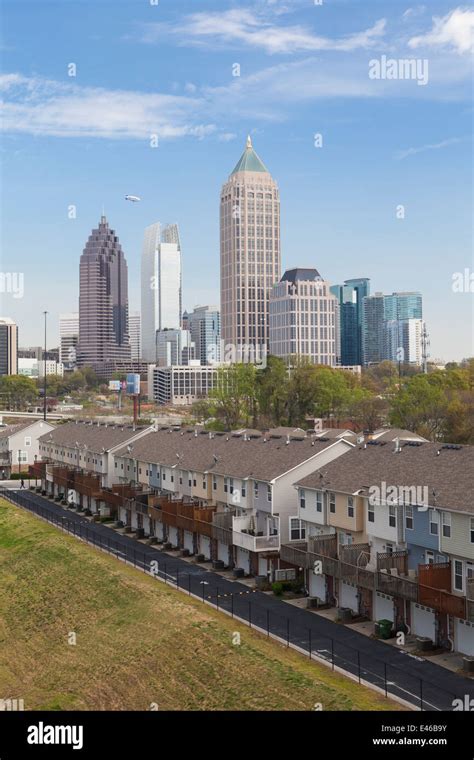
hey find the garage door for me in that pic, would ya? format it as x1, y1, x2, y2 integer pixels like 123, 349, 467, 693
199, 535, 211, 560
309, 572, 326, 602
218, 541, 229, 565
411, 603, 436, 641
455, 618, 474, 656
183, 530, 194, 553
374, 592, 395, 622
168, 526, 178, 547
340, 582, 359, 613
154, 520, 164, 540
236, 547, 251, 575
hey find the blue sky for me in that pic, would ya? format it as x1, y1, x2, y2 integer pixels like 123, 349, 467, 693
1, 0, 473, 360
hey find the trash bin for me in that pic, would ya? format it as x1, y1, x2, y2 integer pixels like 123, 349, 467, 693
377, 619, 393, 639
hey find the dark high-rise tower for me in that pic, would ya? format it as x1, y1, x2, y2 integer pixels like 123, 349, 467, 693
77, 215, 130, 372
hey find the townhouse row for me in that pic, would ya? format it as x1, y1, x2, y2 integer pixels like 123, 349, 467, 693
31, 420, 474, 656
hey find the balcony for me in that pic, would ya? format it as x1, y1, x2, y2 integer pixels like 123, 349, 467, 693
377, 550, 408, 575
232, 515, 280, 553
467, 579, 474, 623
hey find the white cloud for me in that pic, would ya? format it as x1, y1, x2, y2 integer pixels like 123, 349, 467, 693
395, 137, 464, 160
402, 6, 426, 20
139, 9, 387, 55
0, 74, 217, 140
409, 7, 474, 54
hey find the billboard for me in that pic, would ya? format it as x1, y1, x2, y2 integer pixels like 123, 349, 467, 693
126, 373, 140, 395
108, 380, 121, 391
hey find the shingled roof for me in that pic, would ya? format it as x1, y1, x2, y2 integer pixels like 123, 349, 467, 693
38, 420, 150, 454
296, 441, 474, 513
115, 428, 353, 482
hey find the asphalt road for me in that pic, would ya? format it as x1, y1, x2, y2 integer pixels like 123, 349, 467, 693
2, 485, 474, 712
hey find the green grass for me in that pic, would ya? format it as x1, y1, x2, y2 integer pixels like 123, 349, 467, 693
0, 499, 402, 711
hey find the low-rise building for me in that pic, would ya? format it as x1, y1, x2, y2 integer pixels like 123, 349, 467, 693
281, 440, 474, 656
0, 419, 55, 476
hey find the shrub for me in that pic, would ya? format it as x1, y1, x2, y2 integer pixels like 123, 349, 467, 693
272, 582, 283, 596
9, 472, 30, 480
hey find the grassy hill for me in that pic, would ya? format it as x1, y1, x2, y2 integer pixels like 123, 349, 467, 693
0, 499, 400, 711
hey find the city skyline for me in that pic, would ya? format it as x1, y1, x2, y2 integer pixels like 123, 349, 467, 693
1, 1, 473, 361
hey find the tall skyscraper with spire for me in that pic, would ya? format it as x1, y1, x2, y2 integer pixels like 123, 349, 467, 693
220, 136, 280, 353
77, 215, 131, 372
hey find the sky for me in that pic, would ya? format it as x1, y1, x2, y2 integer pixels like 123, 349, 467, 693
1, 0, 473, 361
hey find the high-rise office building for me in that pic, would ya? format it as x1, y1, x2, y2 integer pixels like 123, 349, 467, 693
129, 311, 141, 361
156, 328, 195, 367
141, 223, 182, 362
188, 305, 221, 365
77, 216, 130, 373
0, 317, 18, 375
269, 269, 339, 366
331, 278, 370, 366
220, 136, 280, 354
362, 291, 423, 365
59, 312, 79, 370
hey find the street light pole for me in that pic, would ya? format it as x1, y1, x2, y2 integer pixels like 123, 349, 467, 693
43, 311, 48, 421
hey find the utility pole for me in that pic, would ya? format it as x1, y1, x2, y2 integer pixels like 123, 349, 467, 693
43, 311, 48, 421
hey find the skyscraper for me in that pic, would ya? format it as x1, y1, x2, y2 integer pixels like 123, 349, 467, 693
77, 216, 130, 372
188, 305, 221, 365
220, 135, 280, 354
141, 223, 182, 362
59, 312, 79, 370
129, 311, 141, 361
362, 291, 423, 365
0, 317, 18, 375
330, 278, 370, 366
269, 269, 339, 366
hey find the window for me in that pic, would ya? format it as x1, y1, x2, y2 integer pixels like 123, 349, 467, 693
193, 478, 197, 487
24, 436, 32, 447
405, 505, 414, 530
254, 482, 258, 499
202, 475, 207, 490
316, 491, 322, 512
241, 483, 246, 498
329, 492, 336, 513
429, 509, 439, 535
454, 560, 464, 592
300, 491, 306, 509
470, 518, 474, 544
347, 496, 354, 518
188, 472, 192, 487
229, 478, 234, 495
290, 518, 306, 541
442, 512, 451, 538
267, 485, 272, 503
389, 505, 396, 528
170, 474, 174, 483
368, 502, 375, 523
212, 476, 217, 491
224, 478, 228, 493
162, 472, 166, 481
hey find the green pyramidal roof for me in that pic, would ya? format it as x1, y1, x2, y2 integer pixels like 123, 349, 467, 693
231, 135, 268, 175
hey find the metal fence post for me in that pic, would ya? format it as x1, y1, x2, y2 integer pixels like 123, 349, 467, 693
164, 563, 167, 584
266, 609, 269, 636
420, 679, 423, 711
309, 628, 312, 660
357, 651, 361, 684
248, 601, 251, 627
231, 593, 234, 617
331, 638, 334, 670
384, 663, 388, 698
287, 618, 290, 647
176, 567, 179, 588
188, 574, 191, 596
216, 587, 219, 611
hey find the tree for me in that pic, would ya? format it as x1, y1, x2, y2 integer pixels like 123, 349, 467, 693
256, 356, 289, 426
348, 393, 388, 433
207, 364, 258, 430
0, 375, 38, 410
389, 375, 449, 441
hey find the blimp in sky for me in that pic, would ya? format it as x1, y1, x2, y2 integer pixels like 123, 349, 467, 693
125, 195, 141, 202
